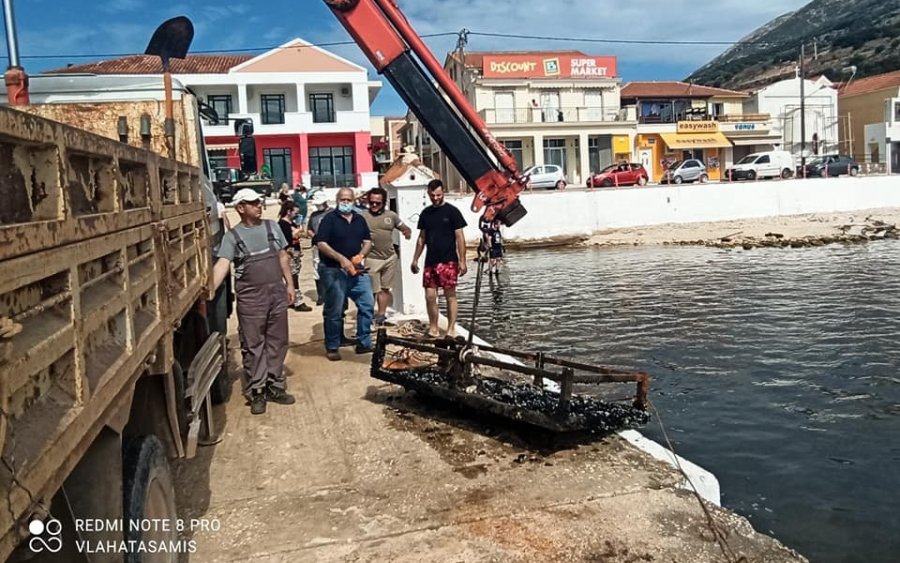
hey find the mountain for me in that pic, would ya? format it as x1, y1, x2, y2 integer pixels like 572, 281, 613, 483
687, 0, 900, 92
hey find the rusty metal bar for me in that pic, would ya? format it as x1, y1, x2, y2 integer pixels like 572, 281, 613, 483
533, 351, 544, 387
559, 367, 574, 413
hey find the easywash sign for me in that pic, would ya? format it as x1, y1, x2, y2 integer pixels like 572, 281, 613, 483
482, 54, 617, 79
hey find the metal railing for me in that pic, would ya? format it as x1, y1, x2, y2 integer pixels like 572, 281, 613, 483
717, 113, 771, 122
480, 106, 623, 125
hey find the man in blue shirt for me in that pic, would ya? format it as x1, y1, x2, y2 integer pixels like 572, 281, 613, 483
313, 187, 375, 361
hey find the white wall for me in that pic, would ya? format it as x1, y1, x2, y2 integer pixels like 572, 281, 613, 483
435, 176, 900, 243
748, 77, 838, 153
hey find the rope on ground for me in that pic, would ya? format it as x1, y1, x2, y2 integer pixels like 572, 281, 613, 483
648, 399, 749, 563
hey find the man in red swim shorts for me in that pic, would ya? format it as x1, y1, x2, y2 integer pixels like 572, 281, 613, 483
411, 179, 468, 337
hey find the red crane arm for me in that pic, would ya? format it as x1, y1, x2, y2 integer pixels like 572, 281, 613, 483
324, 0, 527, 226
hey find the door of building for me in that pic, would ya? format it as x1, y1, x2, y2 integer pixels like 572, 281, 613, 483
263, 148, 292, 189
638, 148, 653, 173
585, 90, 604, 122
495, 92, 515, 124
540, 91, 560, 122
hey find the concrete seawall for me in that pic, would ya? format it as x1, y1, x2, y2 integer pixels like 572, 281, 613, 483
445, 175, 900, 243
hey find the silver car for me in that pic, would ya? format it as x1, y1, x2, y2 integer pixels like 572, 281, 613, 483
523, 164, 567, 189
662, 159, 708, 184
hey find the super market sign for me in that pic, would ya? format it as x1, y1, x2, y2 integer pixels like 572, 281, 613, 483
483, 54, 617, 79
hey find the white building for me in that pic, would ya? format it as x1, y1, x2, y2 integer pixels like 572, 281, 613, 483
432, 50, 634, 188
53, 39, 383, 190
743, 75, 839, 161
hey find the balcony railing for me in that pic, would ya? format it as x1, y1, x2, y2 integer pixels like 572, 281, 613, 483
479, 107, 623, 125
717, 113, 771, 122
637, 112, 772, 124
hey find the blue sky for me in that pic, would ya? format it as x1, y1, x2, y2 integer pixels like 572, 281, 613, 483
5, 0, 811, 116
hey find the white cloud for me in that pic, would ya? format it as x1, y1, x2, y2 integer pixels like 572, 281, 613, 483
312, 0, 812, 71
99, 0, 144, 14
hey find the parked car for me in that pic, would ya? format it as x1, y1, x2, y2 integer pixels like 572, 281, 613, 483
524, 164, 567, 189
660, 159, 708, 184
587, 163, 649, 188
797, 154, 860, 178
725, 150, 795, 181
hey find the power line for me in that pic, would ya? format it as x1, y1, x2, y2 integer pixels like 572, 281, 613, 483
467, 30, 775, 47
18, 28, 782, 61
18, 33, 460, 60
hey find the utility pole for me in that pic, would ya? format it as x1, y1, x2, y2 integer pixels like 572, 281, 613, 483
799, 43, 806, 175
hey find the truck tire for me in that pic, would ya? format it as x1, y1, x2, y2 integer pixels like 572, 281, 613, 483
781, 168, 792, 179
122, 435, 178, 563
209, 353, 231, 405
177, 309, 230, 405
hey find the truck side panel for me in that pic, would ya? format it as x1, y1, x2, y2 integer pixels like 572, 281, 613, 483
0, 107, 210, 559
0, 106, 205, 262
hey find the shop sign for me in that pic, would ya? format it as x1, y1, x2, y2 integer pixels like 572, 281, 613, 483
482, 54, 617, 79
612, 135, 630, 153
734, 123, 756, 131
677, 121, 718, 133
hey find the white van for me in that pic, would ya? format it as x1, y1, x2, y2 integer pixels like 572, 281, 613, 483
725, 150, 795, 181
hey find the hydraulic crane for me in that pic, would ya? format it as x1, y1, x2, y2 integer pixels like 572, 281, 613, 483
324, 0, 650, 433
324, 0, 528, 226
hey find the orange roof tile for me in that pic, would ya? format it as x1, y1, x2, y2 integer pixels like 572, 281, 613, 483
621, 81, 748, 98
44, 54, 254, 75
839, 70, 900, 98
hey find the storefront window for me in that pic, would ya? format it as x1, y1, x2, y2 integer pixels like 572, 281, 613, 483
543, 138, 567, 174
502, 140, 524, 170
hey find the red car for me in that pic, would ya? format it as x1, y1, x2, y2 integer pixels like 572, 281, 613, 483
587, 163, 649, 188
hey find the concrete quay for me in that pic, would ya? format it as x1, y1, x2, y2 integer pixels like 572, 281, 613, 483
172, 230, 807, 562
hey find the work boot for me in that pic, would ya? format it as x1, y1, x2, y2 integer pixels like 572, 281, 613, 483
266, 386, 296, 405
250, 389, 266, 415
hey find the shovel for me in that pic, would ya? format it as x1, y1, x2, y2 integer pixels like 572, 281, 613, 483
145, 16, 194, 160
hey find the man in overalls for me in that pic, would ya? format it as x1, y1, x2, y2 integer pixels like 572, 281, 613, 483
212, 188, 296, 415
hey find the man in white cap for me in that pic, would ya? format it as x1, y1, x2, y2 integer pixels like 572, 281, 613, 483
211, 188, 296, 415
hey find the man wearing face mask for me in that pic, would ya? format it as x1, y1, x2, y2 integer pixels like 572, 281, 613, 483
313, 187, 375, 361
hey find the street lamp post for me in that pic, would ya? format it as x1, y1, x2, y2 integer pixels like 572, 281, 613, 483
799, 44, 806, 176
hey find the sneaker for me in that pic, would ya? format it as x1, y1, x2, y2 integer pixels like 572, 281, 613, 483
250, 389, 266, 415
340, 336, 356, 347
326, 349, 341, 361
266, 386, 296, 405
355, 344, 374, 354
292, 302, 313, 312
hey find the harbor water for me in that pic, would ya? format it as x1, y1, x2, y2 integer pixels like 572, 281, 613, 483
457, 240, 900, 563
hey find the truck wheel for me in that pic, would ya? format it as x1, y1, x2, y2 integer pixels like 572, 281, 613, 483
781, 168, 792, 179
209, 353, 231, 405
122, 435, 178, 563
747, 170, 757, 181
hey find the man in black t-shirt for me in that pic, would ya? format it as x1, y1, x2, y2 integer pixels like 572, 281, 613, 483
412, 179, 468, 338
